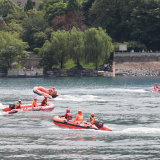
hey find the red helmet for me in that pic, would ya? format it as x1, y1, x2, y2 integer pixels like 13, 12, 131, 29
78, 110, 82, 114
91, 113, 94, 117
66, 109, 70, 113
44, 96, 47, 99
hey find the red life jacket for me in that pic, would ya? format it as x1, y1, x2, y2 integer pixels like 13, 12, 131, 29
66, 113, 72, 120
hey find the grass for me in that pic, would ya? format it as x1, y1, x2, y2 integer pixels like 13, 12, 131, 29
64, 59, 103, 69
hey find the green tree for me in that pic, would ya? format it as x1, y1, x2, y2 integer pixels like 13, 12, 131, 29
84, 27, 114, 70
33, 32, 48, 48
0, 0, 17, 17
130, 0, 160, 50
50, 30, 70, 69
21, 15, 49, 49
69, 27, 84, 66
43, 0, 67, 24
0, 31, 29, 69
24, 0, 33, 11
38, 40, 58, 70
66, 0, 80, 14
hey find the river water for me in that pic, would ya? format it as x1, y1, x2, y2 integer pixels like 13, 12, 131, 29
0, 77, 160, 159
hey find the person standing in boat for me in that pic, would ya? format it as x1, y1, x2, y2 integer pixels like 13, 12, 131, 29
15, 100, 22, 109
60, 109, 72, 120
74, 110, 84, 122
32, 97, 38, 107
41, 96, 47, 106
90, 113, 98, 124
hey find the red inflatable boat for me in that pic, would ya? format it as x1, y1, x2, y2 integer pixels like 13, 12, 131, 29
53, 116, 111, 131
3, 102, 55, 114
33, 86, 60, 99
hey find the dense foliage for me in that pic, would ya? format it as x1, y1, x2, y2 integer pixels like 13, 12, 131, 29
0, 0, 160, 71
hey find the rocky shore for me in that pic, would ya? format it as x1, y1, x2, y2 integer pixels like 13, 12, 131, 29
45, 68, 98, 77
116, 69, 160, 76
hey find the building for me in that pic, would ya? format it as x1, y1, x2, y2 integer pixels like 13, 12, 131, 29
12, 0, 40, 8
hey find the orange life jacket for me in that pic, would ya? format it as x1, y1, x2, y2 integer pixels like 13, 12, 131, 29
32, 100, 37, 107
75, 114, 83, 122
90, 117, 95, 124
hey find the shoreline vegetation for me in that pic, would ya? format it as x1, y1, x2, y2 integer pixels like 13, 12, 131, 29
1, 0, 160, 76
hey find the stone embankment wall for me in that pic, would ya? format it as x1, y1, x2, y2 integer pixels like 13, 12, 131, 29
114, 52, 160, 76
7, 68, 43, 77
46, 68, 113, 77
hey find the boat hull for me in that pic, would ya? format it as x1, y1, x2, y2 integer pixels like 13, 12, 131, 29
33, 86, 59, 99
53, 116, 111, 131
3, 102, 55, 114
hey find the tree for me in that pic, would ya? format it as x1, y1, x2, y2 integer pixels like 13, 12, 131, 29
66, 0, 80, 14
84, 27, 114, 70
50, 30, 70, 69
130, 0, 160, 50
24, 0, 33, 11
0, 19, 6, 30
38, 40, 58, 70
52, 12, 87, 31
0, 31, 29, 69
69, 27, 84, 66
44, 0, 67, 24
0, 0, 17, 17
21, 15, 49, 49
89, 0, 136, 42
33, 32, 48, 48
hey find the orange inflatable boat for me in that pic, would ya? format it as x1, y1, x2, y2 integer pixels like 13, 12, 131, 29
3, 102, 55, 114
53, 116, 111, 131
33, 86, 59, 99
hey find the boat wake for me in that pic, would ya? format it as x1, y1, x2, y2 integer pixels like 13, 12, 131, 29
121, 127, 160, 134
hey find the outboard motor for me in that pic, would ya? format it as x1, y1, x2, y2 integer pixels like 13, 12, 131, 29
95, 121, 104, 129
52, 92, 57, 98
9, 104, 15, 110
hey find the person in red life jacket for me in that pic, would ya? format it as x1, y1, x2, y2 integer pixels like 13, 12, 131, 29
32, 97, 38, 107
15, 100, 22, 109
41, 96, 47, 106
154, 83, 160, 89
74, 110, 84, 122
60, 109, 72, 119
90, 113, 98, 124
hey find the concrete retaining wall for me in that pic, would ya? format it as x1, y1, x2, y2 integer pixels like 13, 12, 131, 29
8, 68, 43, 77
114, 52, 160, 76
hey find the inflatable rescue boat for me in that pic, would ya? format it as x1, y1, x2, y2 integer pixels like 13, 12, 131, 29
33, 86, 59, 99
53, 116, 111, 131
150, 88, 160, 92
3, 102, 55, 114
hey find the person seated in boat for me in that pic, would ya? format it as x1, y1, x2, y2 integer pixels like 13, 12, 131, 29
154, 83, 160, 89
90, 113, 98, 124
15, 100, 22, 109
50, 87, 57, 98
41, 96, 47, 106
60, 109, 72, 120
74, 110, 84, 122
32, 97, 38, 107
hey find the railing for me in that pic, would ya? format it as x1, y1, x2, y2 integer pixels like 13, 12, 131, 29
8, 68, 43, 76
114, 52, 160, 57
